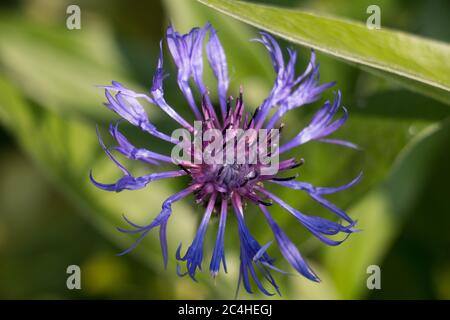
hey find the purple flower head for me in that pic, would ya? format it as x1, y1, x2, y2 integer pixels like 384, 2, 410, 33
91, 23, 361, 296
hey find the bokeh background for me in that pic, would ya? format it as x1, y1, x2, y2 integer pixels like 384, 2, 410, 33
0, 0, 449, 299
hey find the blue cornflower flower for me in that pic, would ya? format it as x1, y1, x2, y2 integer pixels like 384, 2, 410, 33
90, 23, 361, 296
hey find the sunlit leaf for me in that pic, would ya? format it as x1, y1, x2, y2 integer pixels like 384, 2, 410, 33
197, 0, 450, 104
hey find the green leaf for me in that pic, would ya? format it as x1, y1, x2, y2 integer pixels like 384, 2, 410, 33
351, 90, 450, 120
0, 14, 140, 120
197, 0, 450, 104
323, 117, 450, 299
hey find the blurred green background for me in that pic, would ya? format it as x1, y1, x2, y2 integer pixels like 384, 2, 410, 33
0, 0, 449, 299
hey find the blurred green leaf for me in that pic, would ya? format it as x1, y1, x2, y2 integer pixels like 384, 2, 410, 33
351, 90, 450, 120
323, 117, 450, 299
0, 14, 139, 120
197, 0, 450, 104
